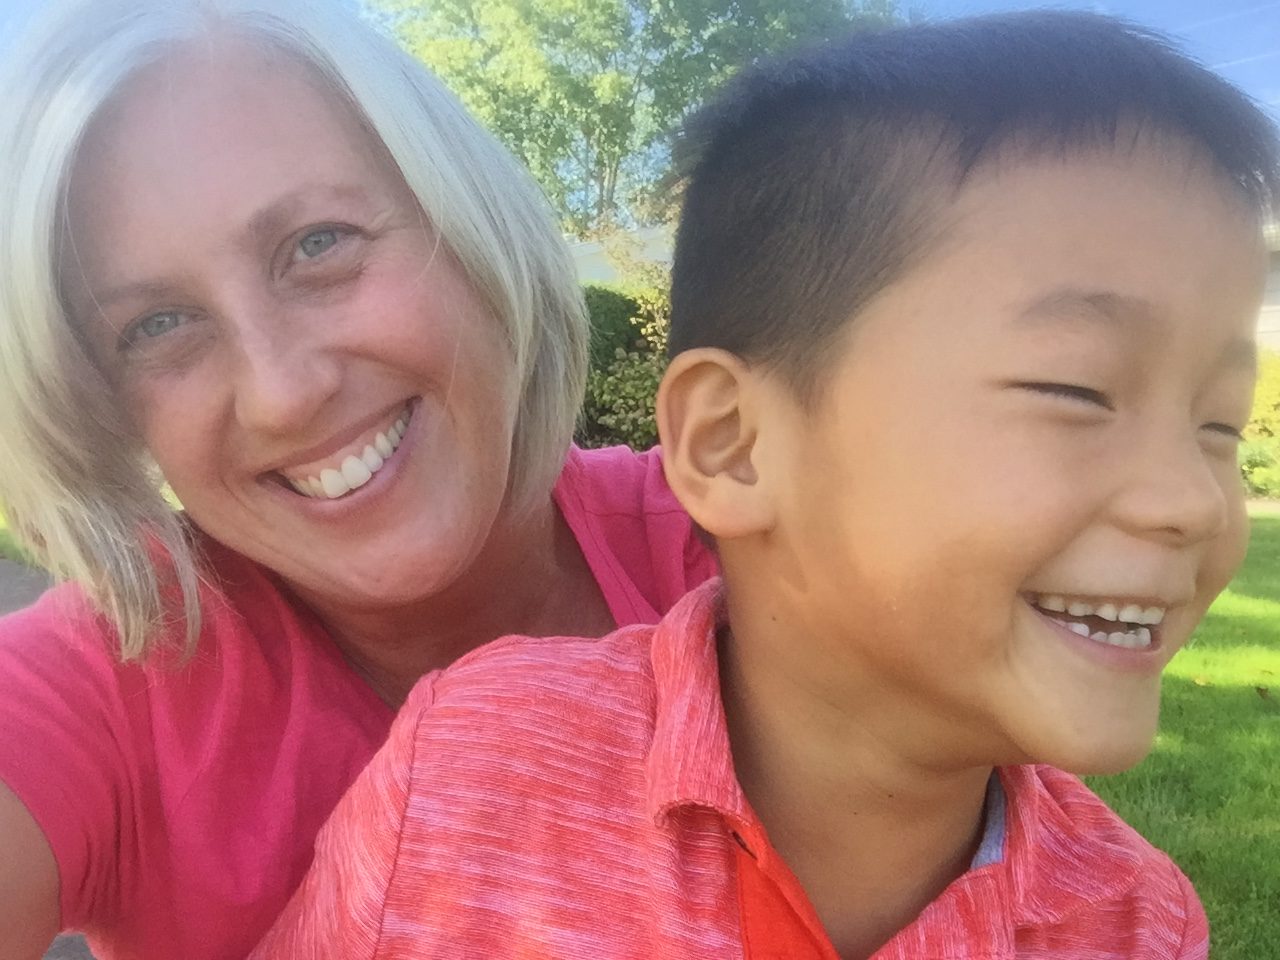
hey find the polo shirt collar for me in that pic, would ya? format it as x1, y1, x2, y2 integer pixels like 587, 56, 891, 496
645, 577, 753, 827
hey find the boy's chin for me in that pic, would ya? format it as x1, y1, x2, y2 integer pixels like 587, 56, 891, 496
1015, 723, 1159, 777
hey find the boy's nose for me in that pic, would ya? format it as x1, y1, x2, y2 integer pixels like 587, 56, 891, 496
1109, 431, 1231, 548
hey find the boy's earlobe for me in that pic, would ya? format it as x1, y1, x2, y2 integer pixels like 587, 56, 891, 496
657, 349, 775, 540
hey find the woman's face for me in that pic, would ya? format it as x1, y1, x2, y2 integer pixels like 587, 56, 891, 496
62, 41, 525, 608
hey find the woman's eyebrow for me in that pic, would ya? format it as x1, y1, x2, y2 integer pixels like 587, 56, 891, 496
68, 278, 183, 322
242, 183, 376, 248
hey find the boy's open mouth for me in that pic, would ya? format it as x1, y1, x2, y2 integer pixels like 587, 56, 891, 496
1028, 593, 1165, 650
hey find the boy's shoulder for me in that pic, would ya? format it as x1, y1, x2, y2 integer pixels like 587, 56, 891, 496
428, 621, 660, 716
1006, 765, 1207, 957
392, 619, 667, 788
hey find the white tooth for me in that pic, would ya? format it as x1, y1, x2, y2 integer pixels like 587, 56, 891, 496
1068, 622, 1091, 637
1095, 603, 1119, 622
361, 445, 384, 472
374, 432, 394, 458
308, 477, 324, 498
1137, 627, 1152, 646
320, 468, 350, 498
341, 455, 373, 489
1107, 631, 1129, 647
288, 478, 310, 496
1039, 595, 1067, 612
1090, 630, 1109, 642
1118, 604, 1143, 624
388, 423, 403, 447
1140, 607, 1165, 626
394, 415, 407, 435
1068, 601, 1094, 617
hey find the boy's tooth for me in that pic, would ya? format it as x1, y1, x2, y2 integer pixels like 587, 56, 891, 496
1107, 631, 1129, 647
1067, 622, 1090, 637
1095, 603, 1119, 622
308, 476, 324, 498
394, 415, 407, 435
1137, 627, 1152, 645
1140, 607, 1165, 625
374, 432, 394, 458
288, 478, 310, 496
1039, 595, 1067, 612
341, 455, 373, 489
1089, 630, 1108, 642
361, 445, 384, 472
1068, 601, 1094, 617
320, 468, 349, 498
1118, 604, 1143, 623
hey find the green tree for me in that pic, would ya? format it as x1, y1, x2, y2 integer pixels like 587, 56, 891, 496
368, 0, 897, 234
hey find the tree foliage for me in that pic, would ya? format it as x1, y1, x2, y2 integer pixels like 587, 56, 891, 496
368, 0, 897, 234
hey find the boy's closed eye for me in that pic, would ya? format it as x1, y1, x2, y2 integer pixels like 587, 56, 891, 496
1014, 381, 1114, 410
1010, 380, 1247, 448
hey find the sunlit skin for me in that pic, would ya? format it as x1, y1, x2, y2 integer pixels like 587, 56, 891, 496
61, 41, 614, 700
661, 136, 1265, 958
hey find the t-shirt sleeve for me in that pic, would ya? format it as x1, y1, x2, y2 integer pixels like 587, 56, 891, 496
0, 589, 140, 929
1174, 868, 1209, 960
249, 676, 436, 960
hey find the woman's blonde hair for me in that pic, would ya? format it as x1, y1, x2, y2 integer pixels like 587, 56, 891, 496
0, 0, 589, 660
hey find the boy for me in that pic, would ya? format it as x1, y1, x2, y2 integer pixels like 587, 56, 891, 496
253, 11, 1277, 959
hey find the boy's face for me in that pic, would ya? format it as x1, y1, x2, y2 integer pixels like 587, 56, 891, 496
758, 140, 1264, 774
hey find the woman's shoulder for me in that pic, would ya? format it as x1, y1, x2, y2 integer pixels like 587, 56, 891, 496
560, 443, 676, 513
557, 444, 718, 621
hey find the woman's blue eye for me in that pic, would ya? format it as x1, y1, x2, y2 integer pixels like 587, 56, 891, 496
298, 229, 339, 259
121, 311, 184, 348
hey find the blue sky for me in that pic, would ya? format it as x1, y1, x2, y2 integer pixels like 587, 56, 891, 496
917, 0, 1280, 117
0, 0, 1276, 116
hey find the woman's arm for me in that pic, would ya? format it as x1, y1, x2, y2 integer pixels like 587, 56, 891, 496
0, 782, 60, 959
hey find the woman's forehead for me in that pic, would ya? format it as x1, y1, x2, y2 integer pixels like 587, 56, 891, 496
63, 38, 404, 273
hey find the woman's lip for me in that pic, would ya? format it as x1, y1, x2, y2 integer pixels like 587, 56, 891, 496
1028, 602, 1169, 675
262, 400, 419, 514
264, 399, 414, 477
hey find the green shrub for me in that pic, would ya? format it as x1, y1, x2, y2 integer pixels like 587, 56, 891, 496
578, 275, 669, 450
1247, 349, 1280, 440
582, 284, 643, 366
1242, 350, 1280, 498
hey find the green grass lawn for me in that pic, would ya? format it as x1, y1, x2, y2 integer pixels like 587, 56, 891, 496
1087, 505, 1280, 958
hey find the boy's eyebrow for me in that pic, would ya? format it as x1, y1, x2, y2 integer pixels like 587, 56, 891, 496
1017, 289, 1154, 327
1016, 287, 1257, 371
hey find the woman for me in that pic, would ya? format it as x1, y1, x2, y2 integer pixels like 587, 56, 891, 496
0, 1, 715, 957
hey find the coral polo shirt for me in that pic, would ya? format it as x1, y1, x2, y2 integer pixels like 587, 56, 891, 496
253, 579, 1209, 960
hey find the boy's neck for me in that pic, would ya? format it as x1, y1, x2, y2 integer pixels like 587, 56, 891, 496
718, 590, 994, 960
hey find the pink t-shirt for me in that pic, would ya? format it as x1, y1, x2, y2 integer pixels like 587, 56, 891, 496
0, 445, 716, 960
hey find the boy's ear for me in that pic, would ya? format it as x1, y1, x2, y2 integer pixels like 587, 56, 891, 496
657, 348, 776, 540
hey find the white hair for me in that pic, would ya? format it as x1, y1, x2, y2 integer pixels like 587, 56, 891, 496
0, 0, 588, 659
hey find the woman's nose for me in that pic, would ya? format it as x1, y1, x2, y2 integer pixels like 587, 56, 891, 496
226, 303, 342, 435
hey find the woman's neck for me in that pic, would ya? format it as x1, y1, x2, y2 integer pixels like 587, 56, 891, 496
295, 499, 615, 707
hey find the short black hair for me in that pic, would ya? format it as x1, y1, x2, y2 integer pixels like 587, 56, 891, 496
668, 10, 1280, 398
